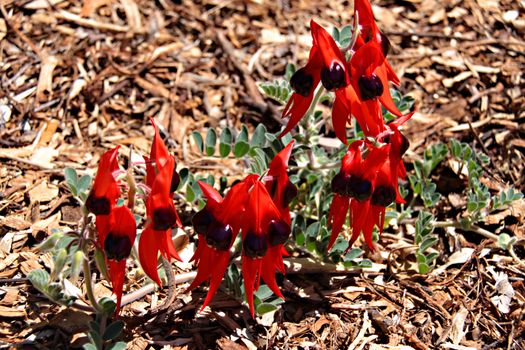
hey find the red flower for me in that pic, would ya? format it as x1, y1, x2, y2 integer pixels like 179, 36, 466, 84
139, 150, 182, 285
145, 118, 180, 192
266, 141, 297, 223
186, 179, 254, 310
240, 181, 288, 316
100, 205, 136, 314
328, 141, 391, 250
282, 20, 356, 144
86, 147, 120, 218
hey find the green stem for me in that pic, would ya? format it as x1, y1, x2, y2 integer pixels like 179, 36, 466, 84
83, 257, 102, 313
433, 221, 499, 241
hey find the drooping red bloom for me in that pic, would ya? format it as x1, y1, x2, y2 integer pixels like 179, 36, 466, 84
86, 147, 121, 216
328, 141, 392, 250
188, 144, 296, 315
186, 179, 253, 310
139, 129, 182, 285
240, 181, 288, 316
282, 20, 356, 144
100, 205, 136, 314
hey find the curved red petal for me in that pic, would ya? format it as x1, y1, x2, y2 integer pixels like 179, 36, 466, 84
107, 259, 126, 314
150, 117, 171, 170
242, 256, 261, 317
138, 226, 162, 286
332, 91, 351, 144
328, 195, 350, 250
200, 250, 231, 311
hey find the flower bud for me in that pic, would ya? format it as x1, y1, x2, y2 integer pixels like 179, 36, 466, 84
290, 67, 314, 97
69, 250, 84, 283
54, 248, 68, 277
268, 220, 291, 246
243, 232, 268, 259
358, 74, 383, 101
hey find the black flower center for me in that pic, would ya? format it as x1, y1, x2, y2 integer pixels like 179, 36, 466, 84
243, 232, 268, 259
170, 169, 180, 193
331, 173, 351, 196
399, 133, 410, 156
321, 62, 347, 91
358, 74, 384, 101
152, 207, 177, 231
192, 208, 215, 234
104, 233, 132, 261
85, 194, 111, 215
282, 181, 298, 207
268, 220, 291, 246
371, 185, 396, 207
205, 222, 232, 251
347, 176, 372, 201
290, 67, 314, 97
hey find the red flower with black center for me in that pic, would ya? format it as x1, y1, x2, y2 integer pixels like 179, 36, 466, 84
240, 181, 287, 316
100, 205, 136, 314
282, 20, 357, 144
138, 151, 182, 286
328, 141, 390, 250
86, 147, 120, 218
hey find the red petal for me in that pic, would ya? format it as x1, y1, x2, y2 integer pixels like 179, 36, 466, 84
92, 147, 121, 202
150, 117, 171, 170
138, 226, 162, 286
200, 250, 231, 311
242, 256, 262, 317
328, 195, 350, 250
310, 20, 348, 77
107, 259, 126, 314
261, 247, 284, 299
332, 91, 351, 144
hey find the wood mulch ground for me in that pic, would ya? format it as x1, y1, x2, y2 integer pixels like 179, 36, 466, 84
0, 0, 524, 349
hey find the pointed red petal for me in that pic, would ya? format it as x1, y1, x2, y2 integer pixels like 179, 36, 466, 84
332, 91, 351, 144
328, 195, 350, 250
242, 256, 261, 317
310, 20, 348, 76
200, 250, 231, 311
150, 117, 171, 170
107, 259, 126, 314
138, 226, 162, 286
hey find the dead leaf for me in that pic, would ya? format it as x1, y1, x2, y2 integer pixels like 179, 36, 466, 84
29, 181, 59, 203
0, 305, 25, 318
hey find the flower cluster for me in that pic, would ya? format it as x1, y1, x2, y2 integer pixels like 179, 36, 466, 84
86, 147, 136, 314
188, 141, 296, 316
87, 118, 182, 313
282, 0, 411, 144
280, 0, 413, 250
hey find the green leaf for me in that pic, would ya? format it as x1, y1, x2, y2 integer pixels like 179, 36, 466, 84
98, 297, 116, 315
107, 342, 127, 350
35, 232, 63, 252
83, 344, 98, 350
344, 248, 364, 261
64, 168, 78, 187
284, 63, 296, 81
219, 128, 232, 157
77, 175, 92, 194
250, 124, 267, 148
103, 320, 124, 341
418, 262, 430, 274
205, 128, 217, 156
186, 184, 195, 202
419, 237, 438, 253
257, 303, 278, 315
425, 252, 439, 263
192, 131, 204, 153
27, 269, 50, 294
497, 233, 511, 250
254, 284, 273, 301
233, 141, 250, 158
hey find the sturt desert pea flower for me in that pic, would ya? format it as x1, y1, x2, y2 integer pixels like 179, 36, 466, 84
138, 155, 182, 285
241, 181, 288, 316
186, 178, 254, 310
346, 0, 414, 137
144, 118, 180, 192
100, 205, 137, 314
282, 20, 358, 144
328, 141, 390, 250
85, 147, 121, 245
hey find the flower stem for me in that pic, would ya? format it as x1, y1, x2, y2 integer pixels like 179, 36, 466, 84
83, 257, 103, 313
433, 221, 499, 241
